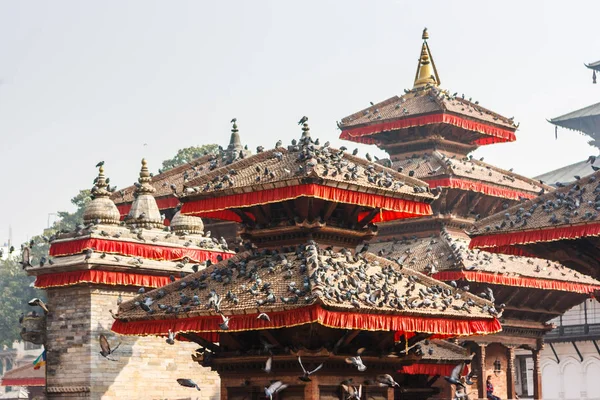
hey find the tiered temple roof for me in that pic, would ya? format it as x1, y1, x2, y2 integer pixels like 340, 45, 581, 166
389, 151, 547, 201
112, 122, 252, 218
469, 171, 600, 278
30, 161, 234, 290
113, 126, 501, 342
338, 29, 517, 151
369, 229, 600, 323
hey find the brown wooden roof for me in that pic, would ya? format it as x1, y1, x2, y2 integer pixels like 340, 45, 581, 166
368, 230, 600, 287
180, 138, 435, 204
469, 172, 600, 239
339, 89, 516, 131
390, 151, 548, 196
115, 242, 497, 323
112, 154, 216, 205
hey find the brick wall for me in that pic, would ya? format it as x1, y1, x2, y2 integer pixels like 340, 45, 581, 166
45, 284, 220, 400
482, 343, 508, 400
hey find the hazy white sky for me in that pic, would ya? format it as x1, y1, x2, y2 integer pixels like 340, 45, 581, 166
0, 1, 598, 245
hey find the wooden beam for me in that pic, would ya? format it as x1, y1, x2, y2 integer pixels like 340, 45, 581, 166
180, 332, 221, 353
348, 205, 362, 222
467, 193, 483, 215
281, 201, 296, 220
357, 208, 380, 228
322, 202, 338, 221
503, 286, 521, 305
503, 305, 561, 315
333, 330, 361, 354
408, 332, 431, 347
446, 192, 467, 215
260, 330, 281, 348
230, 209, 255, 227
252, 205, 269, 225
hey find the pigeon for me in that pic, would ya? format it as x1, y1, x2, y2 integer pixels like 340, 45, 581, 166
99, 334, 121, 361
166, 329, 175, 345
176, 378, 201, 391
96, 161, 105, 168
264, 381, 288, 399
298, 355, 324, 382
116, 294, 122, 305
263, 356, 273, 373
376, 374, 400, 387
28, 298, 49, 314
345, 348, 367, 371
257, 312, 270, 322
219, 313, 230, 330
342, 384, 362, 400
485, 287, 495, 303
444, 363, 466, 388
298, 116, 308, 125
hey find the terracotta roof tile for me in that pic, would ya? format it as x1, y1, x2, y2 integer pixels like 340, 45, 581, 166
116, 242, 497, 323
181, 138, 435, 204
421, 340, 470, 362
112, 155, 216, 205
470, 172, 600, 237
339, 88, 516, 131
368, 230, 600, 286
390, 151, 547, 195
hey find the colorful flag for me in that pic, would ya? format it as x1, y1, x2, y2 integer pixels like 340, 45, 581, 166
33, 350, 46, 370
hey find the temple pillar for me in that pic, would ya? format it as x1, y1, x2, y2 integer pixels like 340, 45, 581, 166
506, 345, 516, 400
477, 343, 487, 399
304, 377, 319, 400
532, 340, 544, 400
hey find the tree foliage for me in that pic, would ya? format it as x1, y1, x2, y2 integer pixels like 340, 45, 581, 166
160, 144, 219, 173
0, 258, 42, 349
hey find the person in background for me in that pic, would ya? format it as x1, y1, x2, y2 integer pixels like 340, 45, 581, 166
486, 375, 501, 400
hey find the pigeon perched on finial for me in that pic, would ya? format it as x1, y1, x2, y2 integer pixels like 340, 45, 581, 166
298, 116, 308, 125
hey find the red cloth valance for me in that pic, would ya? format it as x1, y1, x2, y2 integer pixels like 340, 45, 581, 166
432, 271, 600, 294
49, 238, 233, 263
116, 196, 179, 217
339, 113, 516, 145
1, 378, 45, 386
181, 184, 432, 222
400, 363, 468, 376
469, 223, 600, 251
111, 304, 501, 338
426, 178, 537, 200
35, 270, 175, 289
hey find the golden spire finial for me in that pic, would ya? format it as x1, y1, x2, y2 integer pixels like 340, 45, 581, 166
413, 28, 440, 89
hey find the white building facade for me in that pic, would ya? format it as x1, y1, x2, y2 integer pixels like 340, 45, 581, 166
533, 299, 600, 400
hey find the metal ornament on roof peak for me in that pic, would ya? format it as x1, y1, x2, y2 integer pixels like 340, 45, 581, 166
136, 158, 156, 195
91, 165, 111, 199
83, 165, 121, 225
301, 122, 311, 139
413, 29, 440, 89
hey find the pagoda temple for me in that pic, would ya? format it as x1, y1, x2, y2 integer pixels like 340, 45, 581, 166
338, 29, 600, 400
112, 121, 251, 243
112, 125, 502, 400
469, 171, 600, 280
23, 160, 233, 399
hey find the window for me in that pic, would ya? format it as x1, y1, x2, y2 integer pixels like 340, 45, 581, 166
24, 342, 41, 351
